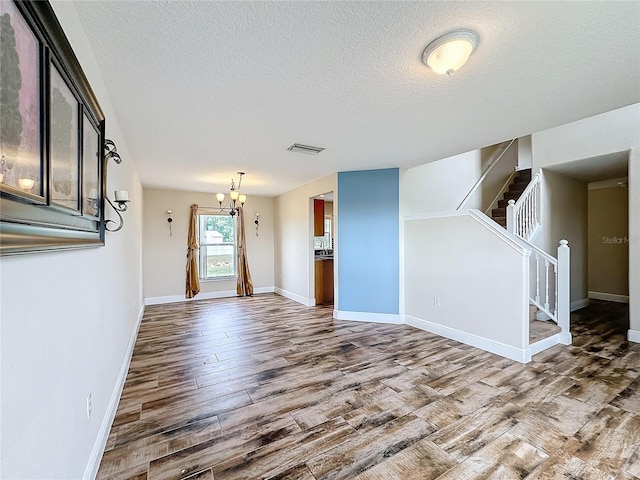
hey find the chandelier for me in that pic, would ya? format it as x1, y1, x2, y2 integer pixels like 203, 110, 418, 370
216, 172, 247, 216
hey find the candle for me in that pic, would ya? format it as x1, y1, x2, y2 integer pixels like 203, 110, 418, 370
114, 190, 129, 202
18, 178, 35, 190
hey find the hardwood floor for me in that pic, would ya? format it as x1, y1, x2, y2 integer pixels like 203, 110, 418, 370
97, 296, 640, 480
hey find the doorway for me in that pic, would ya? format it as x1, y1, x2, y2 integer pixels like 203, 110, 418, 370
543, 151, 630, 335
587, 179, 629, 303
312, 192, 334, 305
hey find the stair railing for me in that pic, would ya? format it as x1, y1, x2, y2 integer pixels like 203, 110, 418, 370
484, 169, 518, 216
457, 139, 516, 210
506, 172, 541, 241
518, 239, 571, 344
505, 172, 571, 345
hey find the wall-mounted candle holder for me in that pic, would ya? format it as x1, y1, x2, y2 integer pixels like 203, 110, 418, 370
167, 209, 173, 236
255, 213, 260, 236
104, 139, 130, 232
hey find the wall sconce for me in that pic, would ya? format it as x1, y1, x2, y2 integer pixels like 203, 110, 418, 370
104, 139, 130, 232
167, 209, 173, 236
255, 213, 260, 236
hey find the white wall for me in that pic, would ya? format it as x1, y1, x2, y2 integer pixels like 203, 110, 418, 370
537, 170, 588, 305
0, 2, 144, 479
403, 212, 530, 361
532, 103, 640, 339
628, 149, 640, 340
143, 188, 274, 302
400, 149, 482, 215
480, 141, 518, 213
518, 135, 533, 170
274, 175, 336, 305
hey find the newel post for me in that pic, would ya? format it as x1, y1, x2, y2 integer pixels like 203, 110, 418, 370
557, 239, 572, 345
506, 199, 516, 234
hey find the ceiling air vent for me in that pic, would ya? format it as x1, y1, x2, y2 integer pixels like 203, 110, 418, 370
287, 143, 325, 155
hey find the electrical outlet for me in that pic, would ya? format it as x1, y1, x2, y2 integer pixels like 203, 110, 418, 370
434, 297, 441, 307
86, 393, 92, 419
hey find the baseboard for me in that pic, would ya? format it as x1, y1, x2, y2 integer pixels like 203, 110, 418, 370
588, 291, 629, 304
529, 334, 560, 356
559, 331, 572, 345
571, 298, 590, 311
628, 329, 640, 343
273, 287, 314, 307
404, 315, 529, 363
333, 310, 402, 324
83, 303, 144, 480
145, 286, 275, 306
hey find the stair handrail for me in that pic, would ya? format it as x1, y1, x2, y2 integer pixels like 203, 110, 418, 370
457, 139, 516, 210
524, 238, 557, 267
484, 168, 518, 216
507, 173, 541, 240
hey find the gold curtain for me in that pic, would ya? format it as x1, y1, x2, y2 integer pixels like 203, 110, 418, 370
186, 204, 200, 299
236, 206, 254, 296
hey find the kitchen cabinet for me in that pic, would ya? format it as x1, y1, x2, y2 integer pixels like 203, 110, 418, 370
314, 258, 334, 305
314, 199, 325, 236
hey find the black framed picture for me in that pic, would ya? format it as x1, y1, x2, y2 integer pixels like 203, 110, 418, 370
0, 0, 107, 255
0, 0, 43, 201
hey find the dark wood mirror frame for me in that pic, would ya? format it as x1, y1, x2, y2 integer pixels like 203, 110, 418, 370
0, 0, 107, 255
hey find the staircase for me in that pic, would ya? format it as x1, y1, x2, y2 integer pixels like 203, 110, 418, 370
484, 166, 570, 351
490, 168, 532, 228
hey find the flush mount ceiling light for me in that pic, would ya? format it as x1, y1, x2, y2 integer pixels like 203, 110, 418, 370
422, 29, 479, 75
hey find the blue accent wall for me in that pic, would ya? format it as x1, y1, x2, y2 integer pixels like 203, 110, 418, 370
338, 168, 399, 314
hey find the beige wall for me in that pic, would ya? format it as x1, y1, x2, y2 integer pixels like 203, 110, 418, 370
275, 174, 337, 305
588, 184, 629, 297
143, 188, 275, 301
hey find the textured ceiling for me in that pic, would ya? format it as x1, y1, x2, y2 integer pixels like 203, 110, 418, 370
72, 1, 640, 196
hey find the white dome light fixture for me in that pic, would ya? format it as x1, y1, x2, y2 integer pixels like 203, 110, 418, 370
422, 29, 479, 75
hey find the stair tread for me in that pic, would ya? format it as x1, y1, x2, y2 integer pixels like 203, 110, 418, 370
504, 191, 522, 199
509, 182, 529, 191
492, 169, 532, 230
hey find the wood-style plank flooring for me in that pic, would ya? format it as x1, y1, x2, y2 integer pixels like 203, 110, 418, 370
97, 295, 640, 480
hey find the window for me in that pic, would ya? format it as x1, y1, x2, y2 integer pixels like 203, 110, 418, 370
197, 213, 236, 279
314, 217, 332, 250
